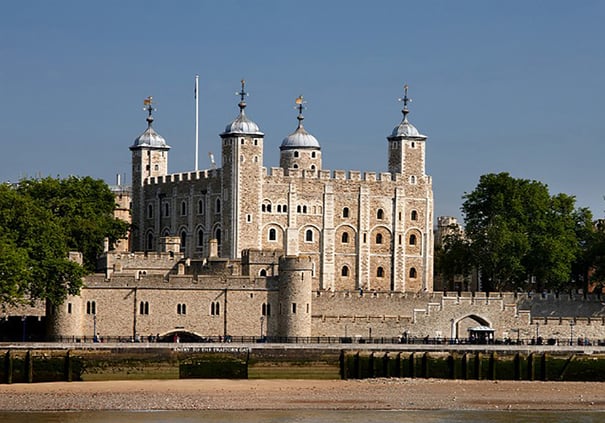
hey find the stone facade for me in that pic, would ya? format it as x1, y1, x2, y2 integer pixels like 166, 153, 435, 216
44, 83, 605, 343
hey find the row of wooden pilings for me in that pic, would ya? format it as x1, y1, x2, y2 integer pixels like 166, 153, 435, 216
341, 351, 553, 381
3, 350, 74, 384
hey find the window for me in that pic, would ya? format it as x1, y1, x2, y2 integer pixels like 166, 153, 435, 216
240, 138, 245, 145
341, 265, 349, 277
376, 233, 383, 244
147, 204, 153, 219
302, 205, 307, 213
310, 165, 316, 170
268, 228, 277, 241
247, 214, 252, 223
409, 234, 417, 245
67, 303, 72, 314
341, 232, 349, 243
180, 230, 187, 249
311, 151, 316, 158
146, 232, 154, 250
277, 205, 281, 213
181, 201, 187, 216
411, 210, 418, 221
215, 229, 221, 246
293, 164, 299, 169
86, 301, 96, 315
262, 204, 266, 212
259, 269, 267, 277
377, 267, 384, 277
293, 151, 299, 158
177, 304, 187, 315
210, 302, 220, 316
197, 199, 204, 214
377, 209, 384, 219
139, 301, 149, 315
297, 205, 302, 213
292, 303, 297, 314
197, 229, 204, 247
305, 229, 313, 242
164, 203, 170, 217
342, 207, 349, 218
410, 175, 416, 184
215, 198, 221, 214
262, 303, 271, 316
283, 205, 288, 213
409, 267, 417, 278
267, 204, 272, 213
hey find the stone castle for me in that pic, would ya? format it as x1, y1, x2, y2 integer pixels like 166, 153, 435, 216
45, 82, 605, 344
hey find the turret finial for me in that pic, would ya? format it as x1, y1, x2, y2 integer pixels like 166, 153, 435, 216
398, 84, 412, 122
143, 96, 155, 126
295, 95, 306, 128
235, 79, 249, 112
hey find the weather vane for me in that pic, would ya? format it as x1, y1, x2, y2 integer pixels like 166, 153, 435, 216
143, 96, 155, 118
235, 80, 249, 111
398, 84, 411, 119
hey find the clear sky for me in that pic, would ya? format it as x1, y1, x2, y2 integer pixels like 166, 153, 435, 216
1, 1, 604, 222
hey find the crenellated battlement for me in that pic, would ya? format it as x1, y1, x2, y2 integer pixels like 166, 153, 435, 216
144, 168, 222, 186
264, 167, 415, 183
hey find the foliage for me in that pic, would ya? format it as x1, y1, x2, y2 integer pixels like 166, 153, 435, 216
0, 177, 128, 305
456, 172, 584, 292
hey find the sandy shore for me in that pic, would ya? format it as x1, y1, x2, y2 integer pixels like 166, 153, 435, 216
0, 379, 604, 411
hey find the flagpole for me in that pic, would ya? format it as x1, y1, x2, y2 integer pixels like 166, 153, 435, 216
195, 74, 199, 171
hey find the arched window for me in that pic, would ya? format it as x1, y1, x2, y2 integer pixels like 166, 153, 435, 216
277, 205, 282, 213
283, 205, 288, 213
164, 203, 170, 217
293, 164, 299, 169
147, 204, 153, 219
139, 301, 149, 315
297, 205, 302, 213
409, 234, 417, 245
305, 229, 313, 242
311, 151, 316, 158
341, 232, 349, 243
409, 267, 417, 278
341, 265, 349, 277
259, 269, 267, 277
146, 232, 154, 251
377, 267, 384, 277
215, 198, 221, 214
302, 205, 307, 213
180, 230, 187, 249
215, 228, 221, 246
377, 209, 384, 219
376, 233, 383, 244
310, 165, 316, 170
268, 228, 277, 241
342, 207, 350, 218
293, 151, 299, 158
410, 175, 416, 184
197, 229, 204, 247
267, 204, 272, 213
197, 199, 204, 214
411, 210, 418, 221
181, 201, 187, 216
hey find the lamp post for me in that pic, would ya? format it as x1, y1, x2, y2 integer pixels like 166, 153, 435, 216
93, 313, 97, 342
535, 322, 540, 344
260, 316, 264, 340
21, 316, 27, 342
570, 321, 575, 346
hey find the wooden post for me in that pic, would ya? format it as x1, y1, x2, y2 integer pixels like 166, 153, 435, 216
26, 350, 33, 383
475, 351, 482, 380
5, 351, 12, 384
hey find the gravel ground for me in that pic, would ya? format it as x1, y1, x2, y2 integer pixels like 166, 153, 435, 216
0, 379, 604, 411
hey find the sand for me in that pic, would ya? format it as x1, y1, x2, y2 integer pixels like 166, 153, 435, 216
0, 379, 604, 411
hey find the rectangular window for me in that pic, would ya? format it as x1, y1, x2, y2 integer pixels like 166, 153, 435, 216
292, 303, 297, 314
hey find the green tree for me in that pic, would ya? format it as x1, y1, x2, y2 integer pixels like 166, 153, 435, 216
0, 177, 128, 305
461, 172, 581, 292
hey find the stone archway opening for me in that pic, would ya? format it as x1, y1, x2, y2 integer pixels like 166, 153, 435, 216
157, 330, 207, 343
452, 314, 492, 341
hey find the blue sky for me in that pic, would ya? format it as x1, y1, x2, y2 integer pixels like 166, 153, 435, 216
1, 1, 604, 222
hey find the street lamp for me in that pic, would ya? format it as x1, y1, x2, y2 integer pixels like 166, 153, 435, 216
93, 313, 98, 342
570, 321, 575, 346
260, 316, 264, 340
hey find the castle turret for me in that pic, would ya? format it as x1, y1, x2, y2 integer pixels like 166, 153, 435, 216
387, 85, 427, 177
219, 80, 265, 258
279, 96, 322, 171
277, 255, 313, 338
130, 97, 170, 252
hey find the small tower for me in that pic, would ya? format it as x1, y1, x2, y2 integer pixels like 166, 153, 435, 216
280, 96, 322, 171
220, 80, 265, 258
130, 97, 170, 252
387, 84, 427, 177
277, 255, 313, 338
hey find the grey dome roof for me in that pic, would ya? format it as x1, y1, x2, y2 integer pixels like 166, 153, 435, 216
390, 117, 426, 139
222, 110, 263, 136
280, 125, 320, 149
130, 116, 170, 149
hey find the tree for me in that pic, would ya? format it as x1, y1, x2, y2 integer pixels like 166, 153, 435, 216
0, 177, 128, 305
461, 172, 581, 292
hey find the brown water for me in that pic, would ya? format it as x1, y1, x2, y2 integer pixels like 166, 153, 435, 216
0, 410, 603, 422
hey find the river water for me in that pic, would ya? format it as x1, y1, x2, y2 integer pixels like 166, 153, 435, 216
0, 410, 602, 422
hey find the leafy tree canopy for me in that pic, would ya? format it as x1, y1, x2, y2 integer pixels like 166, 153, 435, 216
456, 172, 585, 292
0, 176, 128, 305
